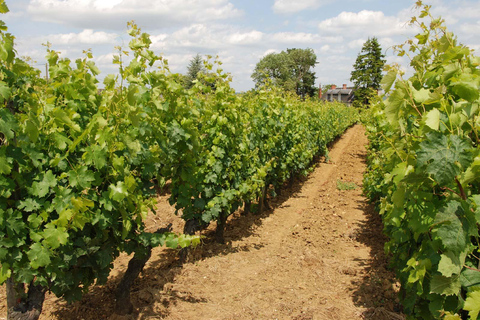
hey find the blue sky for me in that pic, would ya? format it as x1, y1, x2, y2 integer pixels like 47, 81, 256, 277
2, 0, 480, 92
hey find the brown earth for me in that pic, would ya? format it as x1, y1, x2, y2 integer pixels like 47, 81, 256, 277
0, 124, 404, 320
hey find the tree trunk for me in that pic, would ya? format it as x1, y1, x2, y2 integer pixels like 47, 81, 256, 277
6, 278, 46, 320
179, 218, 207, 263
114, 250, 152, 315
242, 201, 251, 215
114, 224, 173, 315
215, 212, 227, 244
260, 184, 271, 213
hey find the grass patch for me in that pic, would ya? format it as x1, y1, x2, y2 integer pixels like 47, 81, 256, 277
336, 179, 357, 190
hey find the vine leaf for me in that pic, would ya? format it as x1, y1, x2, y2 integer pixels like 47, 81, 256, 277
438, 251, 464, 277
433, 201, 468, 255
27, 243, 51, 269
424, 108, 440, 130
381, 70, 397, 93
450, 73, 480, 102
31, 170, 57, 198
430, 274, 461, 296
460, 267, 480, 287
42, 224, 68, 250
0, 108, 17, 140
0, 262, 11, 284
0, 1, 9, 14
0, 149, 12, 174
417, 133, 472, 186
464, 289, 480, 319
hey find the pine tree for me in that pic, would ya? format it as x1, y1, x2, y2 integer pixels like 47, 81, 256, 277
185, 54, 205, 89
350, 37, 386, 106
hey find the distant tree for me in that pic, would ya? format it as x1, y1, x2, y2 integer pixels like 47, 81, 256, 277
251, 48, 317, 98
185, 54, 205, 89
350, 37, 385, 106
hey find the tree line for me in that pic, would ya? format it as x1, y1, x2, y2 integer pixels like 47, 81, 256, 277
181, 38, 385, 106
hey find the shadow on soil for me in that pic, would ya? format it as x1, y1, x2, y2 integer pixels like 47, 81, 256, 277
46, 131, 355, 320
49, 168, 315, 320
349, 199, 404, 320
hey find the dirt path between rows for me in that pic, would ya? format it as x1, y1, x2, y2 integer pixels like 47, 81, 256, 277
0, 124, 404, 320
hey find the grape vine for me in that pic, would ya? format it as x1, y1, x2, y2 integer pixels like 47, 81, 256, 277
0, 1, 358, 318
364, 2, 480, 319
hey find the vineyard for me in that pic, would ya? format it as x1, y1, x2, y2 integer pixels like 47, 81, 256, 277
1, 0, 480, 319
0, 1, 360, 318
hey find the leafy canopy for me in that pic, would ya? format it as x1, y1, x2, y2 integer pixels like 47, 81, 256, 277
251, 48, 318, 98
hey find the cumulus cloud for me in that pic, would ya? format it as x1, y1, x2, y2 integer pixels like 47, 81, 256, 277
27, 0, 243, 30
228, 31, 264, 45
151, 25, 266, 53
46, 29, 119, 45
318, 10, 415, 38
273, 0, 332, 14
270, 32, 342, 45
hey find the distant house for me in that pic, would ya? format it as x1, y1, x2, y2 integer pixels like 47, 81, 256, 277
320, 84, 355, 105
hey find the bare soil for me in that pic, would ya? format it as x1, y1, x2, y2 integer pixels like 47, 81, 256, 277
0, 124, 404, 320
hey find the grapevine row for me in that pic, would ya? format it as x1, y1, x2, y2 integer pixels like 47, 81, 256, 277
363, 3, 480, 319
0, 5, 358, 320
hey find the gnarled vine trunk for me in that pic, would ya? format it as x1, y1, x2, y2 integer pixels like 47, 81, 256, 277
6, 278, 46, 320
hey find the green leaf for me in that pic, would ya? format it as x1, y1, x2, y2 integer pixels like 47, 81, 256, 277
0, 0, 9, 14
103, 74, 116, 88
438, 251, 464, 277
417, 133, 472, 186
0, 149, 12, 174
42, 224, 68, 250
83, 145, 107, 169
25, 119, 39, 143
0, 262, 11, 284
384, 86, 406, 125
31, 170, 58, 198
18, 198, 42, 212
430, 274, 461, 296
451, 74, 480, 102
27, 243, 51, 269
412, 87, 430, 104
0, 81, 11, 102
68, 166, 95, 189
460, 267, 480, 288
0, 108, 18, 140
108, 181, 128, 202
86, 60, 100, 76
177, 235, 191, 248
433, 201, 467, 254
444, 313, 462, 320
424, 108, 440, 131
381, 70, 397, 93
165, 234, 179, 248
464, 289, 480, 320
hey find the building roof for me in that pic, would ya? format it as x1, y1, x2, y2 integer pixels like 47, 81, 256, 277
325, 87, 354, 95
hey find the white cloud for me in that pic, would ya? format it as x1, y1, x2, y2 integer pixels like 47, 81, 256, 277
273, 0, 332, 14
270, 32, 342, 45
47, 29, 118, 45
27, 0, 243, 30
318, 10, 415, 38
263, 49, 279, 56
431, 1, 480, 26
348, 39, 366, 49
228, 31, 264, 45
459, 21, 480, 38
